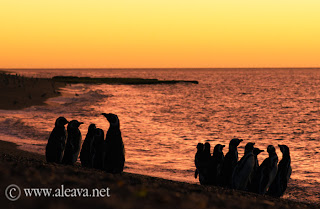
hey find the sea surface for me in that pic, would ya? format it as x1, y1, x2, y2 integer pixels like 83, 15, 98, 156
0, 68, 319, 204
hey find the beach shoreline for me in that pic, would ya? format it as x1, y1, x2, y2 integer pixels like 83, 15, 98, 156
0, 71, 65, 110
0, 139, 318, 209
0, 70, 198, 110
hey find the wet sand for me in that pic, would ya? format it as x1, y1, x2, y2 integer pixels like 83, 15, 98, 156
0, 71, 65, 110
0, 140, 318, 209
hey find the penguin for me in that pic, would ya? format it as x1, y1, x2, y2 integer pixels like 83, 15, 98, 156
232, 142, 255, 190
253, 145, 278, 195
221, 138, 243, 187
252, 148, 264, 173
199, 142, 212, 185
211, 144, 225, 185
62, 120, 83, 165
80, 124, 96, 167
247, 148, 264, 191
203, 142, 211, 160
267, 145, 292, 197
194, 143, 204, 180
46, 117, 69, 163
102, 113, 125, 173
91, 128, 105, 169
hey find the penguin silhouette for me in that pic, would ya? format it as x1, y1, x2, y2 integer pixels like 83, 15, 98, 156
199, 142, 212, 185
267, 145, 292, 197
253, 145, 278, 194
203, 142, 211, 160
211, 144, 225, 185
247, 148, 264, 191
46, 117, 69, 163
194, 143, 204, 180
102, 113, 125, 173
80, 124, 96, 167
232, 142, 255, 190
62, 120, 83, 165
92, 128, 105, 169
221, 138, 243, 187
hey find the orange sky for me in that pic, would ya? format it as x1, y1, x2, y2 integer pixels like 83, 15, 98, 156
1, 0, 319, 68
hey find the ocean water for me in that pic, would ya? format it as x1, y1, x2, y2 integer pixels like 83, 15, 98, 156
0, 68, 319, 204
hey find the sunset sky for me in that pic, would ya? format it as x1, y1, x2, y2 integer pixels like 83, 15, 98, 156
1, 0, 319, 68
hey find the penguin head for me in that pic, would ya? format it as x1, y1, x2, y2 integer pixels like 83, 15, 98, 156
196, 143, 204, 151
229, 138, 243, 148
94, 128, 104, 138
245, 142, 255, 153
267, 145, 276, 154
88, 124, 96, 131
204, 142, 211, 152
253, 148, 264, 156
55, 117, 69, 127
214, 144, 225, 153
102, 113, 119, 128
87, 124, 96, 135
68, 120, 84, 129
278, 144, 290, 156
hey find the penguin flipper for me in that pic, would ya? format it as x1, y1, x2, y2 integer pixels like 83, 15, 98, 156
195, 169, 198, 179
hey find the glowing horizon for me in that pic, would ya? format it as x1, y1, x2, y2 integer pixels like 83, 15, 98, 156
1, 0, 319, 68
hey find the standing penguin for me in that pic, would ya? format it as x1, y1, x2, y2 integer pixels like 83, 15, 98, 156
102, 113, 125, 173
194, 143, 204, 180
253, 145, 278, 195
252, 148, 264, 173
203, 142, 211, 160
247, 148, 264, 191
62, 120, 83, 165
211, 144, 225, 185
232, 142, 255, 190
267, 145, 292, 197
80, 124, 96, 167
200, 142, 212, 185
221, 138, 243, 187
46, 117, 69, 163
92, 128, 105, 169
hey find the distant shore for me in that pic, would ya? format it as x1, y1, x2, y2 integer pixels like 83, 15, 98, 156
0, 71, 65, 110
52, 76, 199, 85
0, 140, 318, 209
0, 71, 198, 110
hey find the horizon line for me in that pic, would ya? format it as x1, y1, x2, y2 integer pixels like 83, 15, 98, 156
1, 67, 320, 70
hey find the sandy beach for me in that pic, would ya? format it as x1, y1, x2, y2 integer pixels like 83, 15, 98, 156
0, 140, 318, 209
0, 71, 319, 209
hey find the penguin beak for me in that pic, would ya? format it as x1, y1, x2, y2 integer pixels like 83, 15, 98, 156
79, 122, 84, 126
101, 113, 109, 119
239, 139, 243, 142
222, 145, 225, 148
278, 145, 283, 152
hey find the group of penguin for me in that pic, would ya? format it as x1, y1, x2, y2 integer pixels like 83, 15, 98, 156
194, 138, 292, 197
45, 113, 125, 174
46, 114, 292, 196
